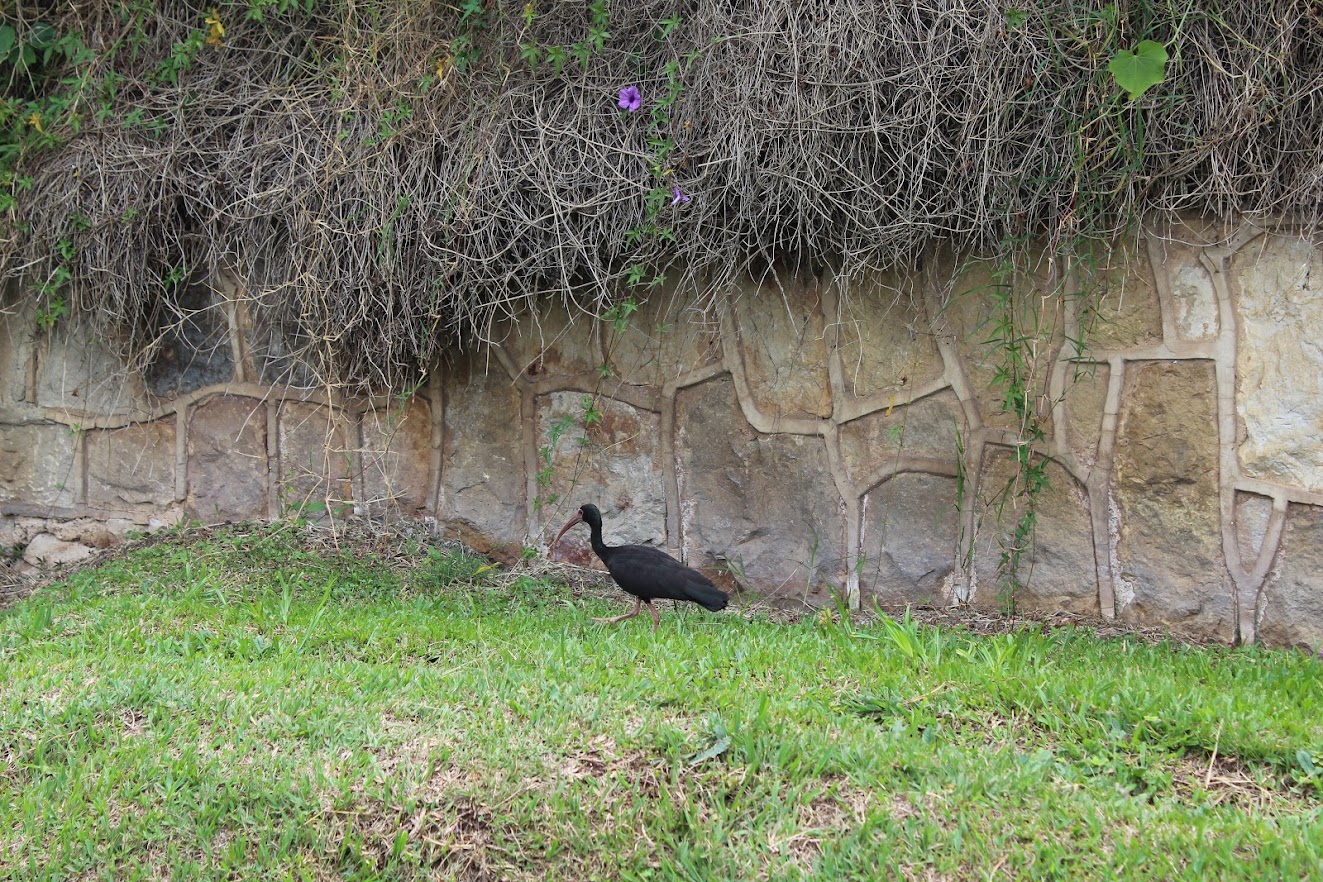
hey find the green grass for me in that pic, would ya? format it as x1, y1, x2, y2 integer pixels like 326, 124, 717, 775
2, 524, 1321, 881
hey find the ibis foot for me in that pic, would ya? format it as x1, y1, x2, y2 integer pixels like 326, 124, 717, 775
593, 598, 662, 631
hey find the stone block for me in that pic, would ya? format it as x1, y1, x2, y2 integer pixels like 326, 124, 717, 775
0, 515, 44, 553
969, 453, 1098, 615
186, 396, 268, 522
829, 267, 943, 399
0, 423, 80, 507
942, 255, 1061, 432
0, 289, 34, 404
47, 517, 115, 548
144, 282, 235, 399
838, 392, 962, 481
605, 281, 721, 387
248, 294, 321, 389
1112, 361, 1232, 640
731, 268, 832, 420
86, 421, 177, 509
859, 473, 960, 606
278, 402, 348, 516
534, 392, 665, 550
1234, 491, 1274, 570
1232, 234, 1323, 493
23, 532, 96, 566
440, 355, 526, 553
1061, 363, 1110, 471
1257, 504, 1323, 654
1161, 249, 1219, 343
1147, 216, 1226, 342
500, 300, 602, 379
36, 325, 147, 416
677, 377, 844, 596
1085, 243, 1164, 352
359, 396, 432, 515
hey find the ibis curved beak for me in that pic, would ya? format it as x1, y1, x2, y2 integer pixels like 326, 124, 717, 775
552, 510, 585, 548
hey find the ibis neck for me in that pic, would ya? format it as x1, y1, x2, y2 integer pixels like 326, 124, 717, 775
588, 519, 610, 557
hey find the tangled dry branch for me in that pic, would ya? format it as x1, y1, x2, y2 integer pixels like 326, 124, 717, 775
2, 0, 1320, 390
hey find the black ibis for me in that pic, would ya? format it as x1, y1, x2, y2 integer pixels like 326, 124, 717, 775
552, 503, 729, 631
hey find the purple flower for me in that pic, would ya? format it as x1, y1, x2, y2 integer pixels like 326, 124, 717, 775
617, 85, 642, 113
670, 184, 691, 207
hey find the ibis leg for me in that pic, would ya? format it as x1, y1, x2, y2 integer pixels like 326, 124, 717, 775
646, 602, 661, 631
594, 597, 643, 624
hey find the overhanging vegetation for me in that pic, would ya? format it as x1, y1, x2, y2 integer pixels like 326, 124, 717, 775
1, 1, 1320, 388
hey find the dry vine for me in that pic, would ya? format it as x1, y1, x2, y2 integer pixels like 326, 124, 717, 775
1, 0, 1320, 391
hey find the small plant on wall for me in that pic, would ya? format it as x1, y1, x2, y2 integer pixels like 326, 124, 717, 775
950, 3, 1172, 612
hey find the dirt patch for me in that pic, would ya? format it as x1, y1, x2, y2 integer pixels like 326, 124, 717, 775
1169, 750, 1319, 812
767, 777, 876, 871
552, 733, 664, 792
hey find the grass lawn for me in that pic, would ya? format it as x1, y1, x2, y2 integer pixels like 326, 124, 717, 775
1, 523, 1320, 881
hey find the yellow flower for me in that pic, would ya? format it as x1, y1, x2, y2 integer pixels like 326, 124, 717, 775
28, 112, 43, 133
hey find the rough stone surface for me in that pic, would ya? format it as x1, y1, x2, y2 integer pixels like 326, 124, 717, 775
360, 397, 432, 515
1157, 239, 1220, 341
105, 517, 141, 539
969, 453, 1097, 615
22, 532, 96, 566
859, 473, 960, 606
1233, 234, 1323, 492
0, 290, 33, 405
535, 392, 666, 550
0, 423, 79, 507
48, 517, 120, 548
732, 270, 832, 420
278, 402, 346, 515
830, 267, 942, 399
86, 421, 177, 509
248, 294, 321, 389
186, 396, 269, 522
37, 327, 146, 415
1112, 361, 1232, 640
501, 300, 601, 379
605, 283, 721, 387
440, 357, 525, 554
0, 515, 41, 553
943, 257, 1060, 432
1088, 244, 1164, 352
677, 377, 843, 594
1234, 491, 1274, 569
1061, 363, 1110, 471
838, 392, 962, 481
144, 282, 235, 399
1257, 504, 1323, 654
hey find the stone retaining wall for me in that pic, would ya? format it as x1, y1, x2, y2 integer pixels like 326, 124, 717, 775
2, 218, 1321, 652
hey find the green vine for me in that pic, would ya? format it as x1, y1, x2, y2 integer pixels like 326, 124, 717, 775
968, 2, 1172, 613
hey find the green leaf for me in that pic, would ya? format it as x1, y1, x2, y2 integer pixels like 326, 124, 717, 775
689, 735, 731, 766
0, 25, 16, 61
545, 45, 567, 74
1108, 40, 1168, 100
